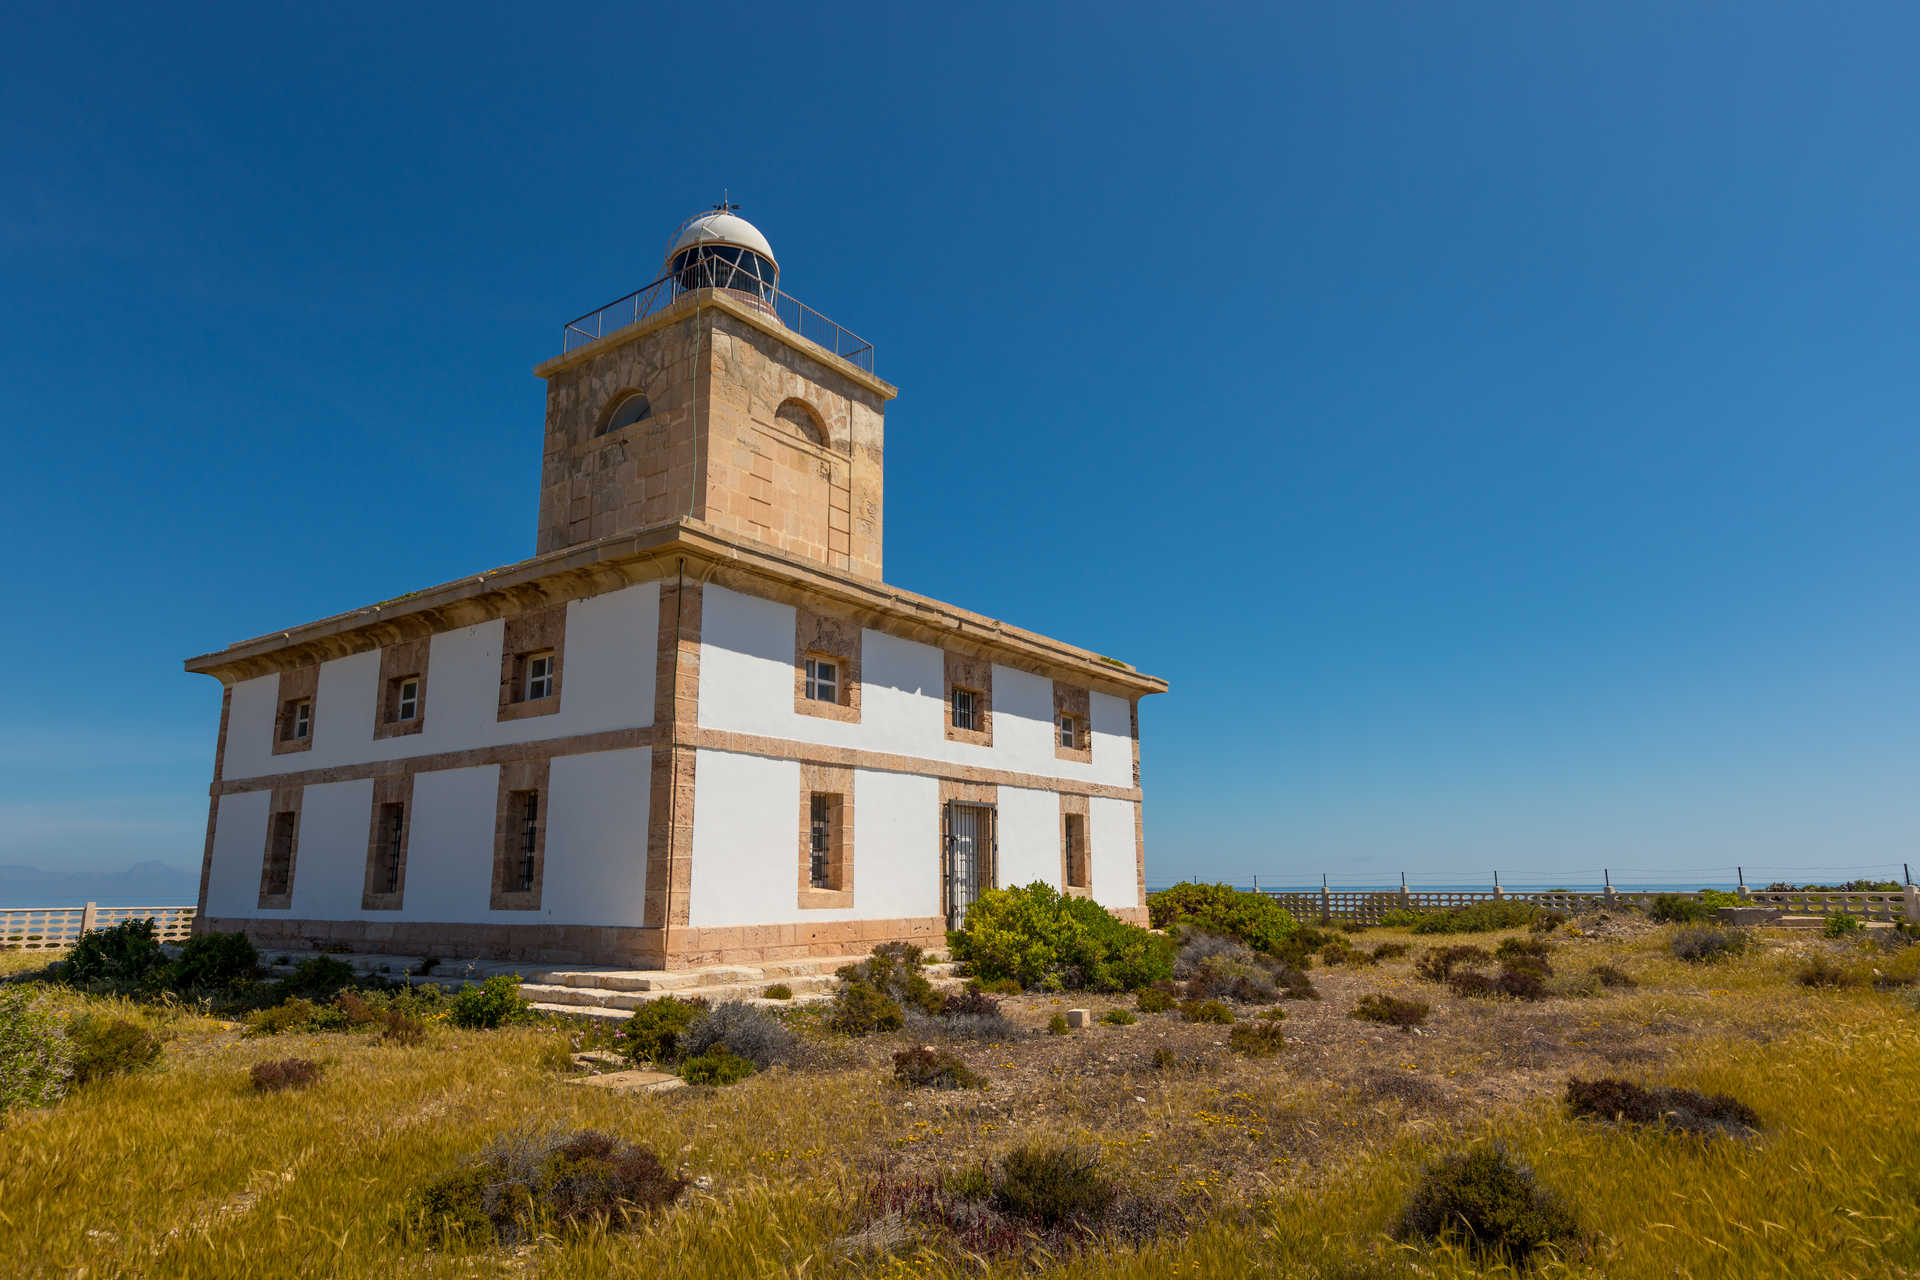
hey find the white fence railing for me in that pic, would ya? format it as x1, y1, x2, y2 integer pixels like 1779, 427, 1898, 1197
0, 903, 196, 950
1254, 886, 1920, 926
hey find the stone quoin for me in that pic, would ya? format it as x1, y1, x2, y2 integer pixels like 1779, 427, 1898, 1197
184, 206, 1168, 968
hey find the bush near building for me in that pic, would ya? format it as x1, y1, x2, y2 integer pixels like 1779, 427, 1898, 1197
1146, 882, 1300, 956
411, 1129, 687, 1244
447, 976, 532, 1030
949, 882, 1172, 993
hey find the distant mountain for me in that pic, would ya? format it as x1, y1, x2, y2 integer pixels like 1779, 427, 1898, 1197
0, 860, 199, 908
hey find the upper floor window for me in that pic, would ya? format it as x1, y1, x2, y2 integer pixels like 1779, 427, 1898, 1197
805, 656, 838, 704
952, 687, 981, 733
394, 677, 420, 722
597, 392, 652, 437
525, 652, 555, 701
282, 699, 312, 742
1059, 715, 1079, 750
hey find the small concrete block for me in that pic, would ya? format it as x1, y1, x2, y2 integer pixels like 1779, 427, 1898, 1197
566, 1069, 684, 1095
1066, 1008, 1091, 1028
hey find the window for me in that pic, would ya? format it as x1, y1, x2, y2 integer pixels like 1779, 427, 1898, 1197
805, 656, 838, 704
1059, 715, 1078, 750
809, 793, 835, 889
597, 392, 652, 437
952, 687, 979, 733
394, 678, 419, 722
1063, 813, 1088, 890
265, 811, 297, 896
514, 791, 539, 891
281, 699, 312, 742
377, 803, 405, 893
525, 652, 555, 701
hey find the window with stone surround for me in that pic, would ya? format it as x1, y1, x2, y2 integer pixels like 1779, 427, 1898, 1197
794, 606, 861, 723
373, 639, 429, 740
1053, 681, 1092, 763
362, 774, 413, 910
498, 607, 565, 722
943, 653, 993, 746
271, 665, 318, 755
490, 760, 549, 909
258, 796, 301, 909
1063, 813, 1088, 890
797, 764, 854, 908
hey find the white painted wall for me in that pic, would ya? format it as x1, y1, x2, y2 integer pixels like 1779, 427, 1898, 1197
204, 790, 270, 917
697, 584, 1132, 788
540, 748, 652, 926
1089, 797, 1139, 911
220, 583, 659, 782
393, 765, 500, 922
288, 780, 375, 920
994, 786, 1059, 891
686, 749, 942, 928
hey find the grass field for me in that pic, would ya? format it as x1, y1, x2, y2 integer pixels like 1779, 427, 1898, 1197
3, 918, 1918, 1278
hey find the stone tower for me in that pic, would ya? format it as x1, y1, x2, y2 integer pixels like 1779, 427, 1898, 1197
532, 209, 895, 580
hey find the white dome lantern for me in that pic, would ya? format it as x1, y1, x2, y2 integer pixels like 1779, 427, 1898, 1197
664, 205, 779, 306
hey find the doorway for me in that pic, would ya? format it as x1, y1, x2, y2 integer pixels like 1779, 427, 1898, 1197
943, 801, 996, 930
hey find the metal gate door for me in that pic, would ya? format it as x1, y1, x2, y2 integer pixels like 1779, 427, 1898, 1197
944, 802, 995, 930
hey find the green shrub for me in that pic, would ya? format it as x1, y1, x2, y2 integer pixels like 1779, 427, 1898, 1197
1257, 1005, 1288, 1021
1696, 889, 1742, 910
837, 950, 944, 1015
66, 1015, 163, 1083
1100, 1008, 1136, 1026
64, 919, 166, 988
1351, 994, 1430, 1028
1409, 901, 1542, 935
678, 1045, 755, 1086
1649, 894, 1713, 925
620, 996, 706, 1063
1565, 1077, 1758, 1136
380, 1009, 427, 1046
1178, 998, 1233, 1025
169, 930, 259, 991
0, 987, 73, 1112
412, 1128, 687, 1243
250, 1057, 322, 1092
893, 1045, 986, 1089
828, 980, 904, 1035
274, 956, 359, 1003
1529, 909, 1570, 933
1136, 985, 1176, 1013
1370, 942, 1411, 961
245, 996, 345, 1036
1824, 914, 1865, 938
978, 977, 1022, 996
1227, 1021, 1285, 1057
1397, 1144, 1579, 1267
953, 883, 1173, 992
761, 983, 793, 1000
447, 975, 531, 1029
1670, 927, 1749, 963
1047, 1013, 1069, 1035
1377, 907, 1426, 928
1494, 936, 1552, 965
1147, 882, 1300, 955
993, 1140, 1115, 1228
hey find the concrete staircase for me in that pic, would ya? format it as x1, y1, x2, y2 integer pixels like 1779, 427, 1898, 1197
521, 954, 959, 1022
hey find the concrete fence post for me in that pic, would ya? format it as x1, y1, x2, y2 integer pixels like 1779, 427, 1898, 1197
79, 901, 98, 935
1904, 882, 1920, 926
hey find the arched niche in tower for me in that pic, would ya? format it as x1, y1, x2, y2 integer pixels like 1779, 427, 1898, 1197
594, 390, 653, 439
774, 397, 830, 449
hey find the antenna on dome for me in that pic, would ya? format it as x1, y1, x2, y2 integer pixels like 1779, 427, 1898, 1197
714, 189, 739, 213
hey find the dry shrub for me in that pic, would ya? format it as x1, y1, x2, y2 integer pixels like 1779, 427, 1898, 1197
412, 1128, 687, 1244
1135, 984, 1177, 1013
1178, 998, 1233, 1025
1448, 966, 1548, 1001
1228, 1021, 1285, 1057
380, 1009, 426, 1046
1416, 946, 1491, 983
1797, 954, 1868, 989
250, 1057, 322, 1092
893, 1045, 986, 1090
679, 1001, 797, 1069
1397, 1144, 1579, 1268
1495, 936, 1553, 965
1351, 994, 1430, 1029
762, 983, 793, 1000
1565, 1077, 1758, 1136
1371, 942, 1411, 962
1591, 964, 1636, 989
1100, 1009, 1137, 1026
66, 1015, 163, 1084
1670, 927, 1749, 963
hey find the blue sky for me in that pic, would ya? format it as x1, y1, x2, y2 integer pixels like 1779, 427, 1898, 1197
3, 2, 1917, 896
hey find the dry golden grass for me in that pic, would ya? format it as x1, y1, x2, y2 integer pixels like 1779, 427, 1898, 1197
2, 922, 1917, 1277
